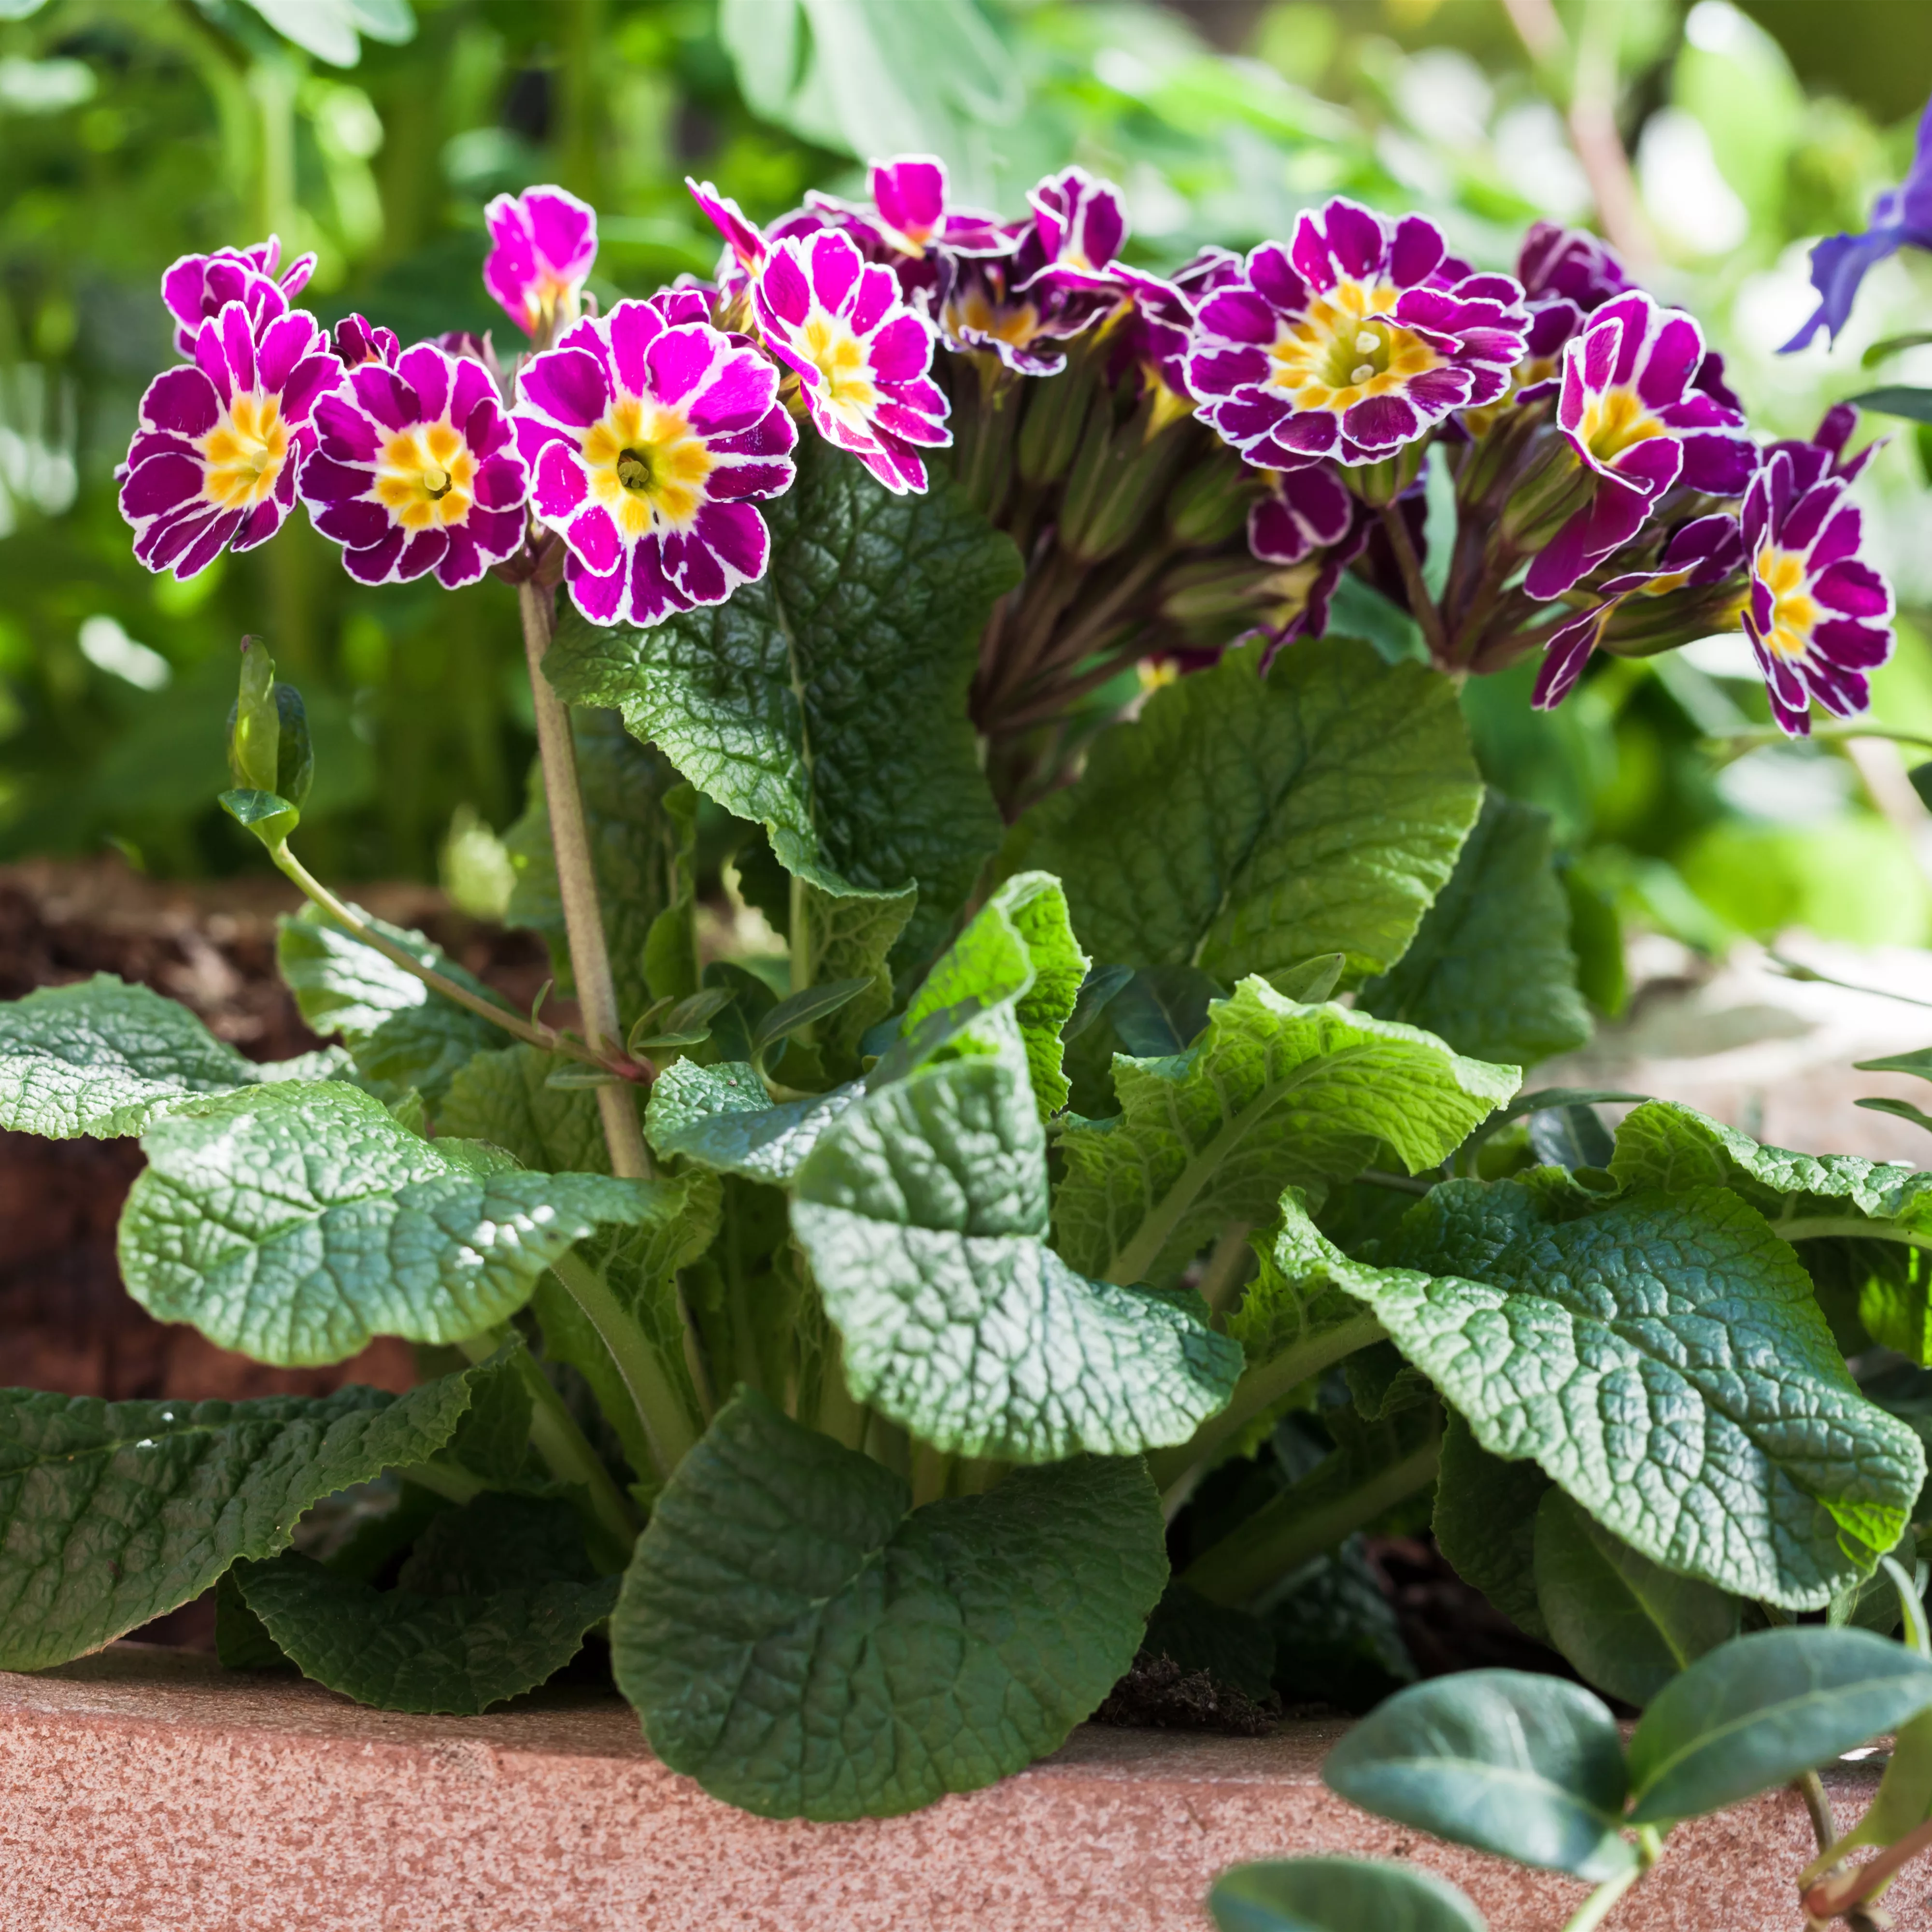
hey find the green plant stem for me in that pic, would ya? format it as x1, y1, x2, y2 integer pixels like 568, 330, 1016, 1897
1147, 1312, 1385, 1506
1378, 503, 1449, 667
789, 868, 811, 996
910, 1444, 952, 1508
454, 1330, 639, 1568
1197, 1223, 1254, 1319
518, 579, 654, 1181
1775, 1216, 1932, 1257
813, 1327, 869, 1451
1766, 955, 1932, 1013
1559, 1862, 1644, 1932
1179, 1427, 1439, 1605
269, 838, 610, 1068
1804, 1811, 1932, 1921
549, 1250, 698, 1479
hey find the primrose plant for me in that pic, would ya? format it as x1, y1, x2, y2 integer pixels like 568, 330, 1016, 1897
0, 150, 1927, 1842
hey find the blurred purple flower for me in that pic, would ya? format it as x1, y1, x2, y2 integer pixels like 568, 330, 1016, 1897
484, 186, 598, 340
160, 237, 315, 360
1742, 449, 1895, 735
301, 342, 528, 589
513, 294, 796, 629
1767, 401, 1882, 488
333, 314, 399, 369
118, 303, 341, 580
1782, 94, 1932, 351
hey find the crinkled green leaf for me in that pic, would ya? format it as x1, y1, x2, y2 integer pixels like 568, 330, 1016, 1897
1323, 1669, 1633, 1881
610, 1390, 1165, 1819
425, 1337, 556, 1496
543, 437, 1019, 963
1359, 791, 1591, 1067
1055, 979, 1518, 1287
277, 905, 506, 1104
1006, 635, 1482, 988
792, 1051, 1242, 1461
904, 871, 1088, 1118
1209, 1859, 1488, 1932
237, 1492, 617, 1715
644, 1060, 863, 1184
795, 878, 917, 1077
439, 1042, 613, 1175
1626, 1626, 1932, 1824
504, 710, 697, 1023
0, 974, 341, 1139
1266, 1182, 1925, 1608
117, 1080, 669, 1365
1431, 1410, 1551, 1641
1533, 1490, 1739, 1709
0, 1369, 477, 1669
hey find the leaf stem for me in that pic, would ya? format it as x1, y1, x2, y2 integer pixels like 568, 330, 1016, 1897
270, 839, 610, 1069
454, 1330, 639, 1569
517, 580, 654, 1180
1147, 1312, 1385, 1506
1197, 1223, 1255, 1319
1804, 1812, 1932, 1921
548, 1250, 699, 1480
1775, 1215, 1932, 1257
1558, 1862, 1644, 1932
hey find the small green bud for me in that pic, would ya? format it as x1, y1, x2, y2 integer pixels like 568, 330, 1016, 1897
1058, 401, 1190, 564
1165, 446, 1258, 548
226, 638, 314, 808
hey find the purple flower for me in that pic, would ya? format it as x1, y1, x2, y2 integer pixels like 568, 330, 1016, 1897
1115, 246, 1243, 408
301, 342, 529, 589
1247, 464, 1354, 566
333, 313, 399, 369
1518, 221, 1633, 318
1741, 449, 1895, 736
1531, 512, 1743, 709
483, 186, 598, 340
863, 155, 1008, 260
936, 244, 1121, 375
1020, 165, 1127, 288
118, 303, 342, 580
1782, 92, 1932, 351
1185, 198, 1529, 470
512, 294, 797, 629
753, 229, 949, 495
1527, 292, 1755, 600
160, 237, 315, 359
1768, 402, 1881, 489
687, 178, 768, 296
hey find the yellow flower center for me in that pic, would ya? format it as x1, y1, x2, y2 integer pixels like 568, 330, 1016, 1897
198, 394, 290, 511
945, 284, 1042, 351
1576, 386, 1667, 465
1267, 280, 1442, 415
1756, 546, 1817, 659
798, 313, 880, 428
374, 422, 477, 531
581, 396, 713, 538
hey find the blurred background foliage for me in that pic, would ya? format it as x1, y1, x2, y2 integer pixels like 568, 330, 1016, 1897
2, 0, 1930, 998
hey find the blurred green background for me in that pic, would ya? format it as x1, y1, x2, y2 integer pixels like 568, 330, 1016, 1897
2, 0, 1930, 990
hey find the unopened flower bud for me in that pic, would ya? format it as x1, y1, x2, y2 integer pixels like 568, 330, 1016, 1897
1165, 446, 1257, 547
1058, 398, 1190, 563
1015, 346, 1101, 487
226, 637, 313, 809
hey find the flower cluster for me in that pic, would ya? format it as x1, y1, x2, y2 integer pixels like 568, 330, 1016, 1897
114, 160, 1895, 749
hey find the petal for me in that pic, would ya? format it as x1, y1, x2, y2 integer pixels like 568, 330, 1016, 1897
140, 366, 219, 437
518, 347, 611, 430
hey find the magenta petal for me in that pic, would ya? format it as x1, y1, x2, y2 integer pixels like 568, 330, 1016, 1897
345, 528, 407, 584
436, 527, 486, 588
526, 185, 598, 278
608, 299, 667, 399
1813, 557, 1892, 622
519, 347, 611, 430
314, 498, 393, 548
533, 442, 590, 522
567, 554, 626, 625
141, 366, 220, 437
565, 503, 622, 575
644, 326, 718, 410
398, 345, 452, 424
120, 452, 205, 520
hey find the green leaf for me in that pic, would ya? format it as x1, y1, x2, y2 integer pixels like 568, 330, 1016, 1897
1209, 1859, 1488, 1932
751, 977, 872, 1055
1626, 1625, 1932, 1824
610, 1390, 1165, 1818
1054, 978, 1518, 1287
0, 973, 337, 1139
791, 878, 917, 1076
1855, 1047, 1932, 1085
1533, 1490, 1739, 1708
277, 905, 506, 1104
1005, 635, 1482, 988
1431, 1410, 1551, 1642
0, 1370, 476, 1670
792, 1051, 1243, 1460
219, 786, 299, 845
118, 1080, 670, 1364
543, 438, 1019, 963
438, 1042, 613, 1175
236, 1495, 617, 1715
903, 871, 1089, 1118
504, 711, 696, 1024
1263, 1183, 1925, 1608
424, 1337, 554, 1495
1846, 385, 1932, 425
645, 1060, 863, 1184
1859, 1095, 1932, 1138
1359, 791, 1591, 1067
1268, 1537, 1417, 1711
1323, 1668, 1633, 1880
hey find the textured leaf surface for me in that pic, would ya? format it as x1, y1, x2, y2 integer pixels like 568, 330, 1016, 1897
1431, 1411, 1550, 1641
1265, 1184, 1924, 1607
237, 1492, 617, 1715
1359, 792, 1591, 1067
0, 1372, 475, 1669
644, 1060, 863, 1183
277, 906, 504, 1104
504, 710, 696, 1023
1324, 1670, 1633, 1880
1209, 1860, 1488, 1932
796, 879, 917, 1078
544, 438, 1019, 962
1533, 1490, 1738, 1708
0, 975, 330, 1139
792, 1052, 1242, 1461
1626, 1626, 1932, 1823
118, 1081, 668, 1364
1007, 636, 1482, 987
610, 1391, 1166, 1818
1055, 979, 1517, 1285
438, 1043, 613, 1175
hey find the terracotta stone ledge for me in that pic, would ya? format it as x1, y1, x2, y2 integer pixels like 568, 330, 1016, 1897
0, 1647, 1904, 1932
